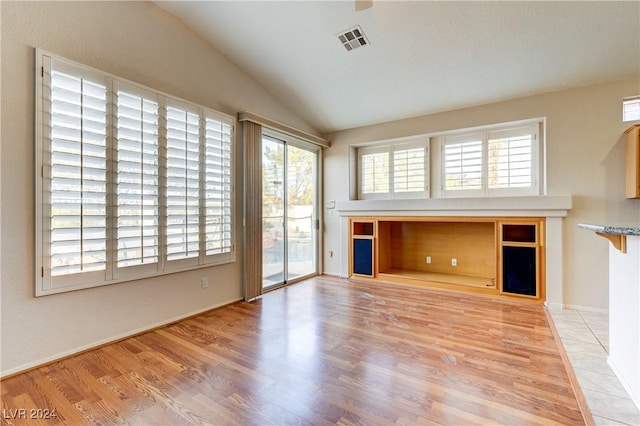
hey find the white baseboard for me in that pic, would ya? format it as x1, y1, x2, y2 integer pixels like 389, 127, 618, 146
561, 304, 609, 314
321, 272, 342, 278
609, 356, 640, 411
545, 301, 563, 310
0, 297, 243, 378
545, 301, 608, 314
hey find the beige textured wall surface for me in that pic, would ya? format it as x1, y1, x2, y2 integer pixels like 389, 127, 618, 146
323, 77, 640, 311
0, 1, 316, 375
2, 0, 639, 377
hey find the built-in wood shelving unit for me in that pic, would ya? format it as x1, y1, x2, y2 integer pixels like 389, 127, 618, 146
349, 216, 545, 302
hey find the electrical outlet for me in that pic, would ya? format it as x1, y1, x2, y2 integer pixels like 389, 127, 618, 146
451, 258, 457, 267
426, 256, 432, 264
201, 277, 208, 289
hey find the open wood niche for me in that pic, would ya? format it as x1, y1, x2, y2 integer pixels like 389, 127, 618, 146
350, 216, 545, 302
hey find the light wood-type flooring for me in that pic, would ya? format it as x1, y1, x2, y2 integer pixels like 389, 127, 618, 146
1, 276, 586, 425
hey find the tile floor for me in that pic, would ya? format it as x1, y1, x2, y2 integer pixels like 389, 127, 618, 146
548, 307, 640, 425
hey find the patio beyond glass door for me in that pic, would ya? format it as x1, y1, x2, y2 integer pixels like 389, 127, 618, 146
262, 136, 317, 289
286, 144, 316, 282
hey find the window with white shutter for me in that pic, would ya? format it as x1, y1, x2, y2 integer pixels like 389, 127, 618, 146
166, 103, 201, 264
487, 127, 534, 191
360, 148, 389, 196
358, 140, 428, 199
393, 142, 427, 193
443, 133, 484, 196
442, 124, 538, 197
44, 60, 109, 290
36, 56, 108, 298
114, 83, 160, 274
36, 50, 235, 296
353, 121, 541, 201
205, 114, 233, 257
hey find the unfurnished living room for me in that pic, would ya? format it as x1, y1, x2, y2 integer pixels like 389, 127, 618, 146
1, 1, 640, 425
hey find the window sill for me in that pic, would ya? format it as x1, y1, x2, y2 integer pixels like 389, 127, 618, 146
335, 195, 572, 218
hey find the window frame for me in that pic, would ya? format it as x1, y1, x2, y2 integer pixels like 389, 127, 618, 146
351, 120, 544, 201
35, 49, 235, 296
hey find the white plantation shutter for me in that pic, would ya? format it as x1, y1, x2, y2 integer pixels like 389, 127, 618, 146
443, 134, 483, 195
393, 143, 427, 193
36, 50, 235, 296
115, 84, 160, 272
360, 149, 390, 195
442, 125, 538, 197
166, 103, 201, 263
49, 64, 108, 280
358, 140, 428, 199
487, 126, 535, 192
205, 115, 233, 257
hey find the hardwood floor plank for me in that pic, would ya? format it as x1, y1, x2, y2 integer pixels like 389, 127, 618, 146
428, 400, 496, 425
1, 276, 587, 425
60, 359, 132, 423
27, 371, 89, 424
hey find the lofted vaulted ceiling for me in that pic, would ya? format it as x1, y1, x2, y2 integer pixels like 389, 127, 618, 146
155, 1, 640, 134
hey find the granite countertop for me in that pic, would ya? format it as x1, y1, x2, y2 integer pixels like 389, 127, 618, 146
577, 223, 640, 236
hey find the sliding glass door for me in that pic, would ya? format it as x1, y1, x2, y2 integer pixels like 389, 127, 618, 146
262, 135, 317, 289
262, 137, 285, 286
286, 144, 316, 282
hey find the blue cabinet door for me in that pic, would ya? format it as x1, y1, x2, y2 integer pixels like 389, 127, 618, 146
502, 246, 536, 296
353, 238, 373, 276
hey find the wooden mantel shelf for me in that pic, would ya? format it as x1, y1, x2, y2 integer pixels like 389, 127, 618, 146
578, 223, 640, 254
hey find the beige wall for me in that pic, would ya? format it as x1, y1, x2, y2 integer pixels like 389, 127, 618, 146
2, 0, 639, 377
323, 77, 640, 311
0, 1, 318, 375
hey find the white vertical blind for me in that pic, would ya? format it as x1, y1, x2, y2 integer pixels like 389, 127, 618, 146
166, 104, 201, 262
205, 115, 233, 256
50, 68, 108, 276
115, 85, 160, 269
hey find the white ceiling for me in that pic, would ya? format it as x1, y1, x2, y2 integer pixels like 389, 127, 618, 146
155, 1, 640, 134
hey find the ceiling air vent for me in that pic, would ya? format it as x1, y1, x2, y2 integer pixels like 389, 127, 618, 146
337, 26, 369, 52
